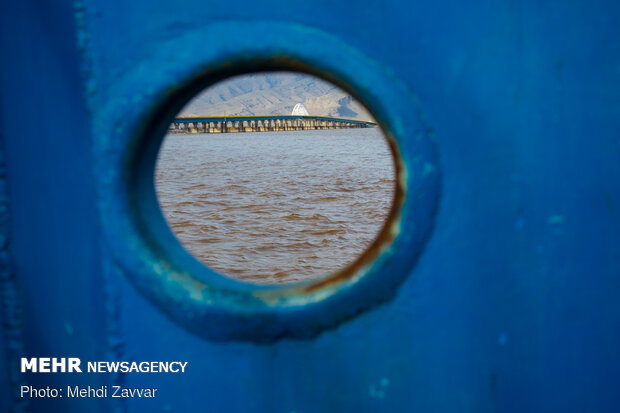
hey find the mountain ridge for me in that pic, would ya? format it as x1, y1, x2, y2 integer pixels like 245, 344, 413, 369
179, 72, 374, 121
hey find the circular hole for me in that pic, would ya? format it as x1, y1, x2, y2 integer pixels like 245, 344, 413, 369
154, 71, 396, 285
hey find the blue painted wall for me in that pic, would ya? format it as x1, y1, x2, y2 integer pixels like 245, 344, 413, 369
1, 0, 619, 412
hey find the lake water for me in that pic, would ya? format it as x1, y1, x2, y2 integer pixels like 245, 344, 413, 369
155, 128, 395, 284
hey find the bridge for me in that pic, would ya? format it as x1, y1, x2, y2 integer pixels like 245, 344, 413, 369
169, 115, 377, 134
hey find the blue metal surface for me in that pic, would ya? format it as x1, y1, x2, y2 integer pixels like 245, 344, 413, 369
1, 1, 619, 412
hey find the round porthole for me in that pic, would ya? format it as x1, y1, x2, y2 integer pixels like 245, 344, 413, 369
94, 23, 441, 342
155, 71, 396, 286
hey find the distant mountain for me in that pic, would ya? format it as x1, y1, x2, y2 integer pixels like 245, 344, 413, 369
179, 72, 374, 121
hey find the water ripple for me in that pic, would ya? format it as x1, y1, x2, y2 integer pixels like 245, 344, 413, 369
156, 128, 395, 284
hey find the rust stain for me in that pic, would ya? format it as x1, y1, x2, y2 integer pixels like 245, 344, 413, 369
303, 129, 405, 292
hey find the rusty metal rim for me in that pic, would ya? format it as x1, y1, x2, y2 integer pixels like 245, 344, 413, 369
138, 60, 404, 293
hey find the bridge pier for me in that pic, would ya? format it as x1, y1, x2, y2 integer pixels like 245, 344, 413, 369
169, 116, 376, 134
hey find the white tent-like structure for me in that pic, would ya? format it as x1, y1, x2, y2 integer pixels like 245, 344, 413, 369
291, 103, 310, 116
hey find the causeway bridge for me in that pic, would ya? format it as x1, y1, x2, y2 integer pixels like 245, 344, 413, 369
169, 115, 377, 134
